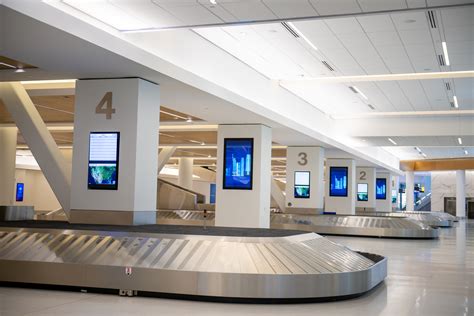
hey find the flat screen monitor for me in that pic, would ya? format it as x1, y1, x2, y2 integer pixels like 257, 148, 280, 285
223, 138, 253, 190
209, 183, 216, 204
376, 178, 387, 200
88, 132, 120, 190
391, 189, 397, 203
294, 171, 310, 198
16, 183, 24, 202
357, 183, 368, 201
329, 167, 348, 197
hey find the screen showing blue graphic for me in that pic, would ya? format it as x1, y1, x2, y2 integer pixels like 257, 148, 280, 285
329, 167, 348, 197
16, 183, 24, 202
223, 138, 253, 190
376, 178, 387, 200
88, 132, 120, 190
294, 171, 310, 198
210, 183, 216, 204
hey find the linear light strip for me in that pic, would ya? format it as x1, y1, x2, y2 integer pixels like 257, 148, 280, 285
287, 22, 318, 51
0, 62, 17, 69
351, 86, 368, 100
453, 95, 459, 108
458, 137, 462, 145
442, 42, 450, 66
388, 138, 397, 145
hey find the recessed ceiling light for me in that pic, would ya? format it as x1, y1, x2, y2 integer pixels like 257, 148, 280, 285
465, 150, 468, 155
186, 117, 193, 123
388, 138, 397, 145
442, 42, 450, 66
210, 0, 217, 4
287, 22, 318, 51
453, 95, 459, 108
15, 68, 25, 73
201, 142, 206, 146
350, 86, 368, 100
458, 137, 462, 145
422, 153, 427, 158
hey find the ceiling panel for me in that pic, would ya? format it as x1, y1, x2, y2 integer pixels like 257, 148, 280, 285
111, 0, 182, 28
397, 80, 431, 111
219, 1, 276, 21
262, 0, 319, 18
157, 3, 222, 25
375, 81, 413, 111
309, 0, 362, 15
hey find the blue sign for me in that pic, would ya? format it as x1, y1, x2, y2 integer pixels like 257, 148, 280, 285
330, 167, 348, 197
16, 183, 24, 202
210, 183, 216, 204
223, 138, 253, 190
376, 178, 387, 200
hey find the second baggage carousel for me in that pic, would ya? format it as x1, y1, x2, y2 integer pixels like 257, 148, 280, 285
0, 221, 386, 302
157, 210, 440, 239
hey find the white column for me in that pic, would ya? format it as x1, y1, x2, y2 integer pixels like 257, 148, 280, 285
0, 128, 17, 205
215, 124, 271, 228
456, 170, 466, 218
355, 167, 376, 211
70, 78, 160, 225
375, 172, 392, 212
406, 171, 415, 211
0, 82, 71, 215
325, 159, 356, 215
178, 157, 194, 190
285, 147, 324, 214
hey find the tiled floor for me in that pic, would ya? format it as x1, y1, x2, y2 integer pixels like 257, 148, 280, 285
0, 221, 472, 316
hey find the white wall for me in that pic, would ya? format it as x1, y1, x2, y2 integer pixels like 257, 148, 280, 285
14, 168, 60, 211
431, 171, 474, 212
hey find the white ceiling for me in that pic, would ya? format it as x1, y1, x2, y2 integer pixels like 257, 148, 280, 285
383, 146, 473, 159
58, 0, 474, 30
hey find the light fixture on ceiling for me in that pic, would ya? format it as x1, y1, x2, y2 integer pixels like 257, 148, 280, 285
349, 86, 368, 100
415, 146, 422, 153
388, 138, 397, 145
210, 0, 217, 4
441, 42, 450, 66
186, 117, 193, 123
453, 95, 459, 108
465, 150, 469, 155
201, 142, 206, 146
14, 68, 25, 73
287, 22, 318, 51
458, 137, 463, 145
0, 62, 16, 69
422, 153, 427, 158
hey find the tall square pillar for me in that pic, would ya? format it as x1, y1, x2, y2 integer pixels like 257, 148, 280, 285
325, 159, 356, 215
285, 147, 324, 214
70, 78, 160, 225
215, 124, 271, 228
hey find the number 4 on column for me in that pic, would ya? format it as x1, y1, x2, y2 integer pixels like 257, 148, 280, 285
95, 92, 116, 119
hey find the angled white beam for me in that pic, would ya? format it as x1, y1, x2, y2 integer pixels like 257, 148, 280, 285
0, 82, 71, 216
157, 146, 176, 174
271, 176, 286, 212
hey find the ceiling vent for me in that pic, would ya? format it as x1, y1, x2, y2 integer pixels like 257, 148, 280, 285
322, 61, 334, 71
281, 22, 299, 38
438, 54, 445, 66
367, 104, 375, 110
427, 11, 437, 29
445, 82, 451, 91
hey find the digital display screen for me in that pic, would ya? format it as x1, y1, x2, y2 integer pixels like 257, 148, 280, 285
210, 183, 216, 204
357, 183, 368, 201
294, 171, 310, 199
330, 167, 348, 197
223, 138, 253, 190
88, 132, 120, 190
376, 178, 387, 200
16, 183, 24, 202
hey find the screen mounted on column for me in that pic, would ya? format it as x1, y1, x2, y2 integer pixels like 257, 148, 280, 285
16, 183, 24, 202
329, 167, 348, 197
376, 178, 387, 200
294, 171, 310, 198
223, 138, 253, 190
88, 132, 120, 190
357, 183, 368, 201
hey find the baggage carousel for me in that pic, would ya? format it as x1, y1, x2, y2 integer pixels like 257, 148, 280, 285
157, 210, 439, 239
356, 211, 454, 228
0, 221, 387, 302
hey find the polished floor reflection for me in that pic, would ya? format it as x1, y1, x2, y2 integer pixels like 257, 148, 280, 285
0, 220, 472, 316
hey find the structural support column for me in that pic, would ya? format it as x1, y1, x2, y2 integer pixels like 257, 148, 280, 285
456, 170, 466, 218
178, 157, 194, 190
70, 78, 160, 225
325, 159, 356, 215
405, 171, 415, 211
0, 82, 71, 215
0, 128, 17, 205
285, 147, 324, 214
215, 124, 271, 228
355, 167, 376, 212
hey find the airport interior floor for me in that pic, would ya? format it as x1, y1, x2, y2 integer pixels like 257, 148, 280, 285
0, 220, 471, 316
